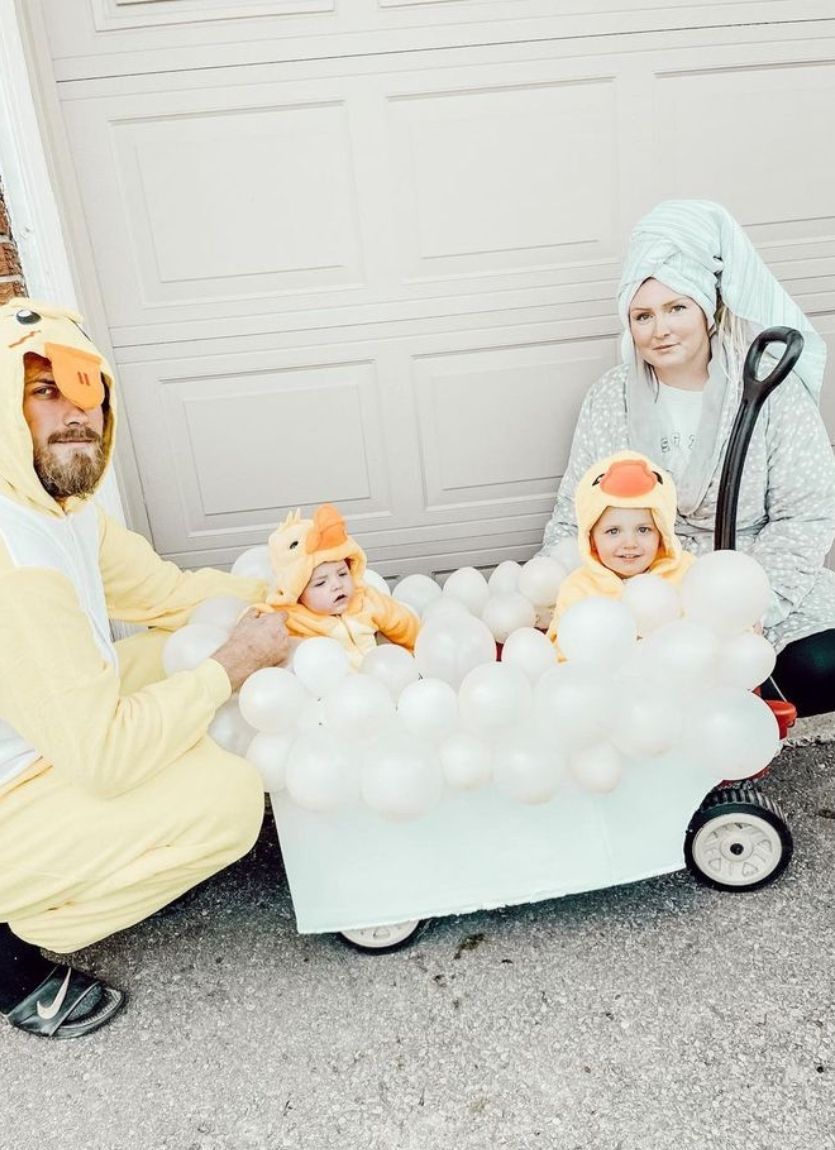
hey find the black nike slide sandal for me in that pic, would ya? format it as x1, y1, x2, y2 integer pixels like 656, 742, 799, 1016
4, 965, 125, 1039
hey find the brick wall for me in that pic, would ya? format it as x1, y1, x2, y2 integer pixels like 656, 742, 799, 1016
0, 177, 27, 303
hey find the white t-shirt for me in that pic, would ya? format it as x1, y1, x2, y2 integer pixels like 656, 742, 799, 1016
654, 382, 704, 481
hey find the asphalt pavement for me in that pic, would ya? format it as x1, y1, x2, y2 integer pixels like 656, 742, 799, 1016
3, 737, 834, 1150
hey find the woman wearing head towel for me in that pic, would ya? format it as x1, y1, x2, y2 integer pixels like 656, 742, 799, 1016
539, 201, 835, 717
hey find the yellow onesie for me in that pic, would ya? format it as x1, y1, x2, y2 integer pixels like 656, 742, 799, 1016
260, 504, 419, 669
0, 299, 267, 953
547, 450, 695, 644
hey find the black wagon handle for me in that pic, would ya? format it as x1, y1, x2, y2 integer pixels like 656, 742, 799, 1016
714, 327, 804, 551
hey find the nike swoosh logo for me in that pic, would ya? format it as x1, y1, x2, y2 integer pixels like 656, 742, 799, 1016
36, 968, 72, 1021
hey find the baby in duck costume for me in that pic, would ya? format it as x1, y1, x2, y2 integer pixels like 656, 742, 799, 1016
261, 504, 419, 668
547, 450, 694, 644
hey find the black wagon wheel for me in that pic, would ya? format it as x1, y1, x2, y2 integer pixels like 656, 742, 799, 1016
685, 787, 793, 892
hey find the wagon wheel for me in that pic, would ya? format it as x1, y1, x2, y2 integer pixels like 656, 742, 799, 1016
338, 919, 426, 954
685, 787, 792, 892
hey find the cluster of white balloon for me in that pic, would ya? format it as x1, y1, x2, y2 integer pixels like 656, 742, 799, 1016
163, 540, 782, 821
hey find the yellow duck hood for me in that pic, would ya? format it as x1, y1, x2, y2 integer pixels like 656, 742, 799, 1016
575, 450, 689, 581
267, 503, 367, 607
0, 298, 117, 516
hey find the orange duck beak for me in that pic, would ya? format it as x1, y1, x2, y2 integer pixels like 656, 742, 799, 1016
305, 503, 348, 553
598, 458, 658, 498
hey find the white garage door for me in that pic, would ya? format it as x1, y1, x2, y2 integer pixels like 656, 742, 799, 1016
27, 0, 835, 574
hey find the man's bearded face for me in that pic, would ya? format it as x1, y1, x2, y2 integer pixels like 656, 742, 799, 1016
22, 354, 107, 500
32, 428, 107, 500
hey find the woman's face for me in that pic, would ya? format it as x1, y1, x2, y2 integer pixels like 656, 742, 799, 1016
628, 279, 710, 379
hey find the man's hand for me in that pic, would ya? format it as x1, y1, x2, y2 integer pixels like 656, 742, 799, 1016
211, 610, 291, 693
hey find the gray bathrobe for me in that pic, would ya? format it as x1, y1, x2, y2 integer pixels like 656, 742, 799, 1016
539, 357, 835, 654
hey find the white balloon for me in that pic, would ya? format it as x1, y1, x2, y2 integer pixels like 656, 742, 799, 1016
687, 687, 780, 779
569, 743, 624, 793
231, 545, 273, 582
285, 730, 359, 811
611, 682, 683, 758
500, 627, 557, 682
208, 697, 255, 757
534, 664, 614, 751
551, 537, 582, 573
517, 557, 567, 607
438, 731, 493, 790
397, 678, 459, 742
291, 638, 351, 698
681, 550, 771, 636
189, 595, 249, 632
715, 631, 777, 691
458, 663, 533, 734
443, 566, 490, 616
363, 569, 392, 597
640, 619, 720, 689
557, 598, 637, 668
246, 731, 294, 791
361, 734, 444, 821
322, 675, 396, 742
296, 697, 326, 733
361, 644, 420, 700
420, 597, 472, 628
621, 574, 681, 637
488, 561, 523, 594
163, 623, 228, 676
493, 731, 565, 804
239, 667, 310, 734
413, 614, 497, 688
392, 573, 442, 617
481, 593, 537, 644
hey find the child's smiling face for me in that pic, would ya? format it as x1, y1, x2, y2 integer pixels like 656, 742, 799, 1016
299, 560, 355, 615
591, 506, 661, 578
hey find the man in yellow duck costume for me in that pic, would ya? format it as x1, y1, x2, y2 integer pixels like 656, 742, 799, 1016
263, 503, 419, 667
547, 450, 694, 643
0, 300, 290, 1039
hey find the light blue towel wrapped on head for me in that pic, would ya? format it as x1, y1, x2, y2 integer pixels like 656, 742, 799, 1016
616, 200, 826, 401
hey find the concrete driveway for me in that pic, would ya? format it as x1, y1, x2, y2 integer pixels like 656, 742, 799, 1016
4, 739, 834, 1150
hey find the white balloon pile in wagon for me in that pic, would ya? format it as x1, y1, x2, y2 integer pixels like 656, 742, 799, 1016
160, 543, 781, 821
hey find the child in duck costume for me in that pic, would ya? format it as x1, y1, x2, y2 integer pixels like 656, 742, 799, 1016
261, 504, 419, 668
547, 450, 694, 644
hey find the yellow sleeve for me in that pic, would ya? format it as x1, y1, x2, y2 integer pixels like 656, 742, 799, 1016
97, 508, 267, 630
364, 586, 420, 651
0, 564, 232, 797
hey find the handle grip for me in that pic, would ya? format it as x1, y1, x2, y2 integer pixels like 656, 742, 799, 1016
741, 326, 804, 403
713, 326, 804, 551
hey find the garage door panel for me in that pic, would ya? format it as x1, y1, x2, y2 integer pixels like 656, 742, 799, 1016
413, 338, 614, 510
59, 39, 835, 343
129, 105, 362, 292
58, 53, 631, 331
115, 322, 608, 564
654, 62, 835, 260
120, 354, 395, 553
64, 89, 367, 316
42, 2, 835, 81
388, 77, 618, 281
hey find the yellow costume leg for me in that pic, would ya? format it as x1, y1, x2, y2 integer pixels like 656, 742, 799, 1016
0, 631, 265, 954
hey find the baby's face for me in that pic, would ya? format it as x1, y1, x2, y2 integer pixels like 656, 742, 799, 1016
591, 506, 660, 578
299, 560, 355, 615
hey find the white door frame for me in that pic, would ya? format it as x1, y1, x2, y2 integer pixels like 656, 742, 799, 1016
0, 0, 127, 524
